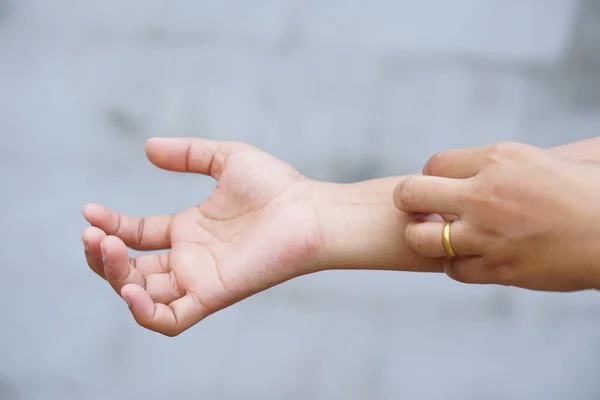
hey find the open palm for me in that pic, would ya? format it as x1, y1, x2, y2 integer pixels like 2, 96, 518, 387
82, 138, 322, 336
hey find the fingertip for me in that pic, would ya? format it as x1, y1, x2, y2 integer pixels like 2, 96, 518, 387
392, 181, 401, 203
145, 137, 173, 155
121, 284, 155, 322
82, 203, 111, 224
145, 137, 171, 167
100, 235, 130, 280
101, 234, 127, 251
82, 226, 106, 251
422, 152, 444, 176
82, 203, 98, 221
444, 262, 471, 284
393, 178, 411, 211
403, 220, 423, 255
83, 226, 108, 279
145, 137, 159, 151
82, 226, 106, 241
442, 259, 459, 280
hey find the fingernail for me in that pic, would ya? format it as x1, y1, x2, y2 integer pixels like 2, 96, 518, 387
100, 243, 107, 262
123, 296, 131, 308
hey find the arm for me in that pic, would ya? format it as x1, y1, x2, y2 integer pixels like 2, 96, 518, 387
82, 138, 444, 336
546, 136, 600, 161
312, 136, 599, 273
310, 177, 444, 273
318, 136, 600, 274
327, 136, 600, 274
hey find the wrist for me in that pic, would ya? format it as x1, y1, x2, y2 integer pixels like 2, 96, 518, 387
306, 177, 442, 274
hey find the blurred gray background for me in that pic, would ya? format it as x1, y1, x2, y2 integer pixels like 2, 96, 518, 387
2, 0, 600, 399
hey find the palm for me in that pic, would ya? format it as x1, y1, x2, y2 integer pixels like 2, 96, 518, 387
168, 147, 317, 312
82, 139, 321, 336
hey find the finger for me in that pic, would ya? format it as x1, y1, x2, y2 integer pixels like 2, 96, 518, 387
444, 256, 517, 286
405, 220, 487, 258
145, 137, 249, 179
100, 235, 145, 294
423, 147, 485, 178
102, 237, 181, 304
134, 252, 171, 276
394, 175, 469, 215
83, 203, 172, 251
143, 272, 183, 305
82, 226, 107, 278
99, 236, 181, 304
423, 142, 538, 178
121, 284, 206, 337
443, 257, 490, 284
100, 237, 179, 303
134, 252, 181, 304
83, 227, 169, 280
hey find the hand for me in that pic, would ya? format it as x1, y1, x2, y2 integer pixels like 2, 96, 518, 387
82, 138, 323, 336
393, 142, 600, 292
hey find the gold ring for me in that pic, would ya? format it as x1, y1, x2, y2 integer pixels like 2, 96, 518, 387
442, 220, 457, 257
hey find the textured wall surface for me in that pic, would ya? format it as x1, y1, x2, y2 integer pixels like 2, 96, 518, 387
2, 1, 600, 399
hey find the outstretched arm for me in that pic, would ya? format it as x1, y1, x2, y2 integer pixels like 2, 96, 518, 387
82, 137, 441, 336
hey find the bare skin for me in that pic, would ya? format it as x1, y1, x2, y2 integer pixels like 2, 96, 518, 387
548, 136, 600, 161
83, 137, 600, 336
82, 137, 441, 337
394, 142, 600, 292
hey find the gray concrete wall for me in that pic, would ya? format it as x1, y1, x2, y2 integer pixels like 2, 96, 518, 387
1, 0, 600, 399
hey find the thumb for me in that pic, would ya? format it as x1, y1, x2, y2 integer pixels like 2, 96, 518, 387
145, 137, 246, 179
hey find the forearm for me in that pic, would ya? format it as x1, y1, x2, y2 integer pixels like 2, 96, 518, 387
547, 136, 600, 161
310, 176, 443, 273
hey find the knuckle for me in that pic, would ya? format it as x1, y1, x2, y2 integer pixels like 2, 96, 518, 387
469, 170, 509, 207
488, 142, 521, 156
423, 151, 446, 175
486, 142, 538, 163
470, 179, 500, 208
